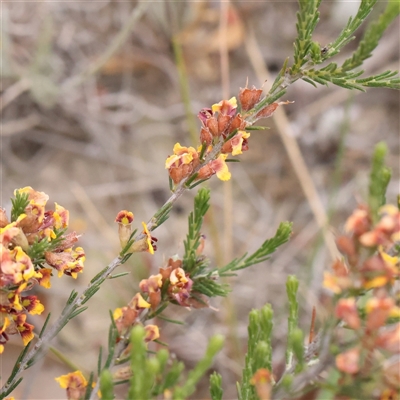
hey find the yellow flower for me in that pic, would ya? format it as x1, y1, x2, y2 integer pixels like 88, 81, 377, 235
212, 97, 237, 114
55, 370, 88, 400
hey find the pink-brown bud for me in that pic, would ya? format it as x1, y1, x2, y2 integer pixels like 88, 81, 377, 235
255, 100, 293, 120
335, 298, 361, 330
206, 117, 219, 137
239, 86, 263, 111
255, 102, 279, 119
218, 113, 232, 136
200, 127, 213, 146
228, 114, 246, 134
336, 347, 360, 374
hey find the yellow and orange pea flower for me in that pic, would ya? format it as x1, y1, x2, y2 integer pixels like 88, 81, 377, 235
112, 292, 159, 344
55, 370, 89, 400
115, 210, 157, 255
165, 143, 200, 185
115, 210, 134, 248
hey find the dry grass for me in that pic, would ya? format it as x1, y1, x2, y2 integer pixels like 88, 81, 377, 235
1, 2, 399, 399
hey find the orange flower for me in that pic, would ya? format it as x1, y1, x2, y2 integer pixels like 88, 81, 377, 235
0, 218, 29, 250
336, 347, 360, 374
15, 187, 48, 234
144, 324, 160, 343
168, 268, 193, 307
37, 268, 52, 288
250, 368, 272, 400
198, 154, 231, 182
140, 274, 163, 309
165, 143, 200, 184
0, 245, 41, 287
360, 254, 397, 290
335, 298, 361, 330
113, 293, 151, 336
222, 130, 250, 156
21, 295, 45, 315
13, 313, 35, 346
113, 306, 139, 335
211, 96, 237, 115
45, 246, 85, 278
375, 323, 400, 353
344, 205, 371, 236
365, 297, 398, 330
128, 222, 157, 255
128, 293, 151, 310
55, 370, 88, 400
53, 203, 69, 229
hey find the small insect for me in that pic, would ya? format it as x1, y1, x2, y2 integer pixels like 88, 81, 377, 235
321, 46, 329, 56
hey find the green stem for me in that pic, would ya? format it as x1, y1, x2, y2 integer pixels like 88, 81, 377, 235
171, 36, 199, 145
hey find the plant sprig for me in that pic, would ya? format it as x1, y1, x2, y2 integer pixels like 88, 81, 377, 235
218, 222, 293, 275
323, 0, 378, 60
368, 141, 391, 220
10, 190, 29, 222
342, 1, 400, 71
291, 0, 321, 74
183, 188, 210, 274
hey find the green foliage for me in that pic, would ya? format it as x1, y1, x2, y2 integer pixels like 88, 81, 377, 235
128, 325, 160, 400
173, 335, 224, 399
368, 142, 391, 220
303, 68, 400, 91
219, 222, 292, 275
292, 0, 321, 73
99, 369, 114, 400
342, 1, 400, 71
183, 188, 210, 273
209, 372, 223, 400
323, 0, 377, 60
286, 275, 300, 367
153, 203, 173, 228
10, 190, 29, 222
289, 328, 305, 372
88, 329, 223, 399
152, 355, 184, 396
27, 228, 67, 267
289, 0, 399, 91
192, 277, 230, 298
238, 304, 274, 400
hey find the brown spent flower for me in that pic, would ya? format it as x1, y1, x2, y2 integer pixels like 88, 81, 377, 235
239, 86, 263, 112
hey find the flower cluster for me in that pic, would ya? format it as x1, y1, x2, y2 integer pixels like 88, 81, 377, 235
113, 293, 159, 343
324, 204, 400, 397
165, 87, 288, 186
140, 255, 208, 309
0, 187, 85, 353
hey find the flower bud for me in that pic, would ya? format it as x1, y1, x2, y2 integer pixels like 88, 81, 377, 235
239, 86, 263, 111
115, 210, 134, 249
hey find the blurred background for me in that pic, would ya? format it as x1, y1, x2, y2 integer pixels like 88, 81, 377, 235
1, 1, 399, 398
